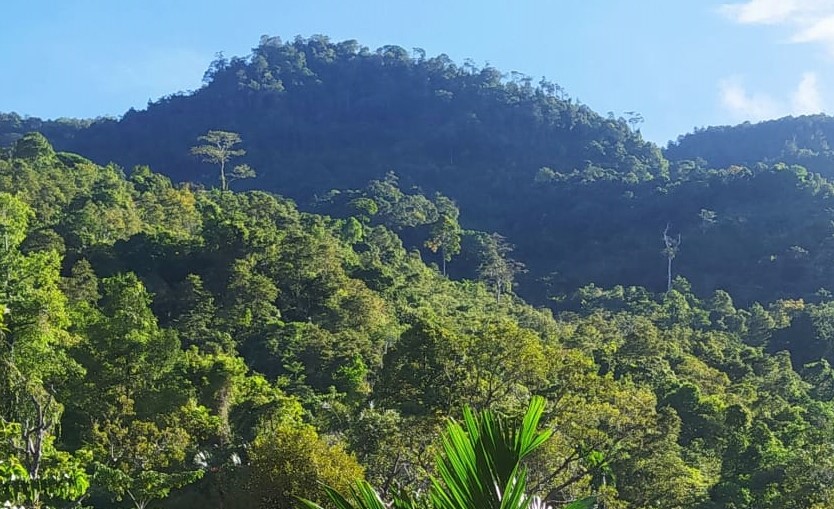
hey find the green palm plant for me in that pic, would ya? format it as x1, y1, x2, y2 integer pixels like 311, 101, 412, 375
298, 396, 595, 509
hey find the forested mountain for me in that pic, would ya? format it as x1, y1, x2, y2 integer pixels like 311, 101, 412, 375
4, 35, 834, 509
0, 35, 669, 303
5, 37, 834, 307
666, 114, 834, 176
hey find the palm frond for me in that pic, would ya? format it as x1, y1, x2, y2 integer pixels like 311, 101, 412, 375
297, 396, 596, 509
297, 481, 390, 509
430, 396, 554, 509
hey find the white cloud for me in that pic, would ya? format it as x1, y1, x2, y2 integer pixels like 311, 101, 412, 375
721, 0, 834, 52
792, 72, 824, 113
791, 15, 834, 44
719, 0, 800, 25
719, 73, 825, 120
719, 77, 780, 120
719, 3, 830, 122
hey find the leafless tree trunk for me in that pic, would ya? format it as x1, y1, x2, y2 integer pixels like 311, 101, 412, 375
662, 223, 681, 293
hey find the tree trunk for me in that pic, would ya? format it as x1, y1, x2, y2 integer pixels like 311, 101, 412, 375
441, 246, 447, 276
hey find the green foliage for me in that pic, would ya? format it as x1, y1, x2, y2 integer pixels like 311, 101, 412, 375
429, 396, 552, 509
191, 130, 254, 191
248, 423, 364, 509
15, 38, 834, 308
0, 139, 828, 509
300, 397, 596, 509
425, 215, 461, 275
0, 421, 89, 508
0, 37, 669, 303
12, 39, 834, 308
667, 114, 834, 177
3, 41, 834, 509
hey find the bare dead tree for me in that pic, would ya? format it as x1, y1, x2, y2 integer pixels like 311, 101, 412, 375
662, 223, 681, 293
21, 390, 59, 479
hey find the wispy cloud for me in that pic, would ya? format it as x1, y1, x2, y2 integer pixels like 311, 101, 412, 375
719, 0, 800, 25
791, 15, 834, 45
719, 77, 780, 120
719, 72, 824, 121
721, 0, 834, 52
792, 72, 824, 113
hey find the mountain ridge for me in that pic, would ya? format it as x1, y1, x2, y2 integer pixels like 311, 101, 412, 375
4, 36, 834, 307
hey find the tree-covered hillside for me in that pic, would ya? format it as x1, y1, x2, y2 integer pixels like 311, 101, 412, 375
666, 114, 834, 176
0, 36, 671, 301
1, 36, 666, 191
2, 128, 834, 508
7, 37, 834, 307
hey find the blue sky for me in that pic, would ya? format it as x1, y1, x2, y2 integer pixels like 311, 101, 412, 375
1, 0, 833, 144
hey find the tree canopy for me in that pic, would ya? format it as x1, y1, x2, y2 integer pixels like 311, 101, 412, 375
1, 36, 834, 509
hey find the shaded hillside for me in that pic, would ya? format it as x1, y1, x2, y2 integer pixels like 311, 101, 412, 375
0, 36, 666, 295
6, 36, 834, 306
1, 36, 666, 194
522, 161, 834, 305
666, 114, 834, 174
